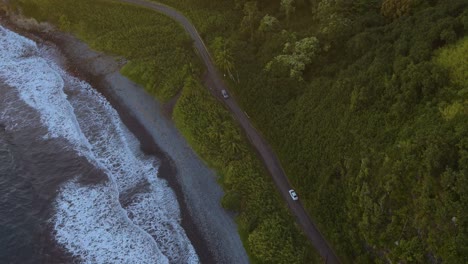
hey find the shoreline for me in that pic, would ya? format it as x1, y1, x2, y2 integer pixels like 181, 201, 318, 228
0, 13, 248, 264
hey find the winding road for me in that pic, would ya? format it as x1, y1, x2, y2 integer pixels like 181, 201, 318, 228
118, 0, 341, 263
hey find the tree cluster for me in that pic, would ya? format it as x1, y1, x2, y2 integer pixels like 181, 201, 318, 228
159, 0, 468, 262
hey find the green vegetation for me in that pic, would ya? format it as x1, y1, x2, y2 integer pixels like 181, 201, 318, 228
174, 78, 316, 263
173, 77, 318, 263
12, 0, 195, 101
7, 0, 468, 263
160, 0, 468, 263
436, 37, 468, 87
6, 0, 319, 262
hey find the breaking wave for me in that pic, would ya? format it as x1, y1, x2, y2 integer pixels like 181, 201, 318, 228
0, 26, 198, 263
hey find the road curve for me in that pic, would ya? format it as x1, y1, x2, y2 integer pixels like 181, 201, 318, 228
117, 0, 341, 262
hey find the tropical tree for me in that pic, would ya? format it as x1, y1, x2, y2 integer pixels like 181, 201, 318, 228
220, 122, 247, 158
241, 1, 260, 41
316, 0, 353, 41
212, 37, 238, 82
265, 36, 320, 80
258, 14, 280, 32
248, 215, 302, 263
280, 0, 295, 24
381, 0, 413, 19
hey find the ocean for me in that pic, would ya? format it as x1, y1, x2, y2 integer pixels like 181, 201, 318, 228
0, 25, 198, 263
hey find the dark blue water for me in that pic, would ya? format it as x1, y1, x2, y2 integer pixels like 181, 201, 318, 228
0, 82, 83, 263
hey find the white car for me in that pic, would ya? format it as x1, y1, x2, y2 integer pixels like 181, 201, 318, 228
289, 189, 298, 201
221, 89, 229, 99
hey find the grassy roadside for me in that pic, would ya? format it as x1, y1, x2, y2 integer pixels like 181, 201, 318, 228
7, 0, 320, 262
149, 0, 239, 42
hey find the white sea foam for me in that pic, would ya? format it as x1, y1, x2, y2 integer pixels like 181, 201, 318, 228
125, 175, 199, 264
0, 27, 88, 151
0, 26, 199, 263
54, 180, 169, 264
60, 68, 199, 263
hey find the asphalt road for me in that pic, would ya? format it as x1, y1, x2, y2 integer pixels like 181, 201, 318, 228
117, 0, 341, 262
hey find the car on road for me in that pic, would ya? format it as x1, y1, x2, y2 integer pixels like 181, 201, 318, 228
221, 89, 229, 99
289, 189, 298, 201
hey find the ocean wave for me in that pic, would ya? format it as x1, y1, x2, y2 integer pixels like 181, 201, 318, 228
54, 180, 169, 264
125, 174, 199, 264
0, 26, 198, 263
0, 27, 87, 150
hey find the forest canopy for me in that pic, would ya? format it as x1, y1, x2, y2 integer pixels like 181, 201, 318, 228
152, 0, 468, 262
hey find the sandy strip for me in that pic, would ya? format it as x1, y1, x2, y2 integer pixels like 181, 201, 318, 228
0, 14, 249, 264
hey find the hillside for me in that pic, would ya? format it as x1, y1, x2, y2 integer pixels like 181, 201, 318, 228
151, 0, 468, 262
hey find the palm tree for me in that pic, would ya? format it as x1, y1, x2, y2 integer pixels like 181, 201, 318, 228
206, 124, 222, 142
215, 43, 238, 82
220, 124, 247, 158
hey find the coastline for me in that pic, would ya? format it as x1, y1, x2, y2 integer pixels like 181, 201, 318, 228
0, 13, 248, 264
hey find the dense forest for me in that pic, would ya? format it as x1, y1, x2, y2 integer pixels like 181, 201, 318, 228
153, 0, 468, 262
4, 0, 468, 263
